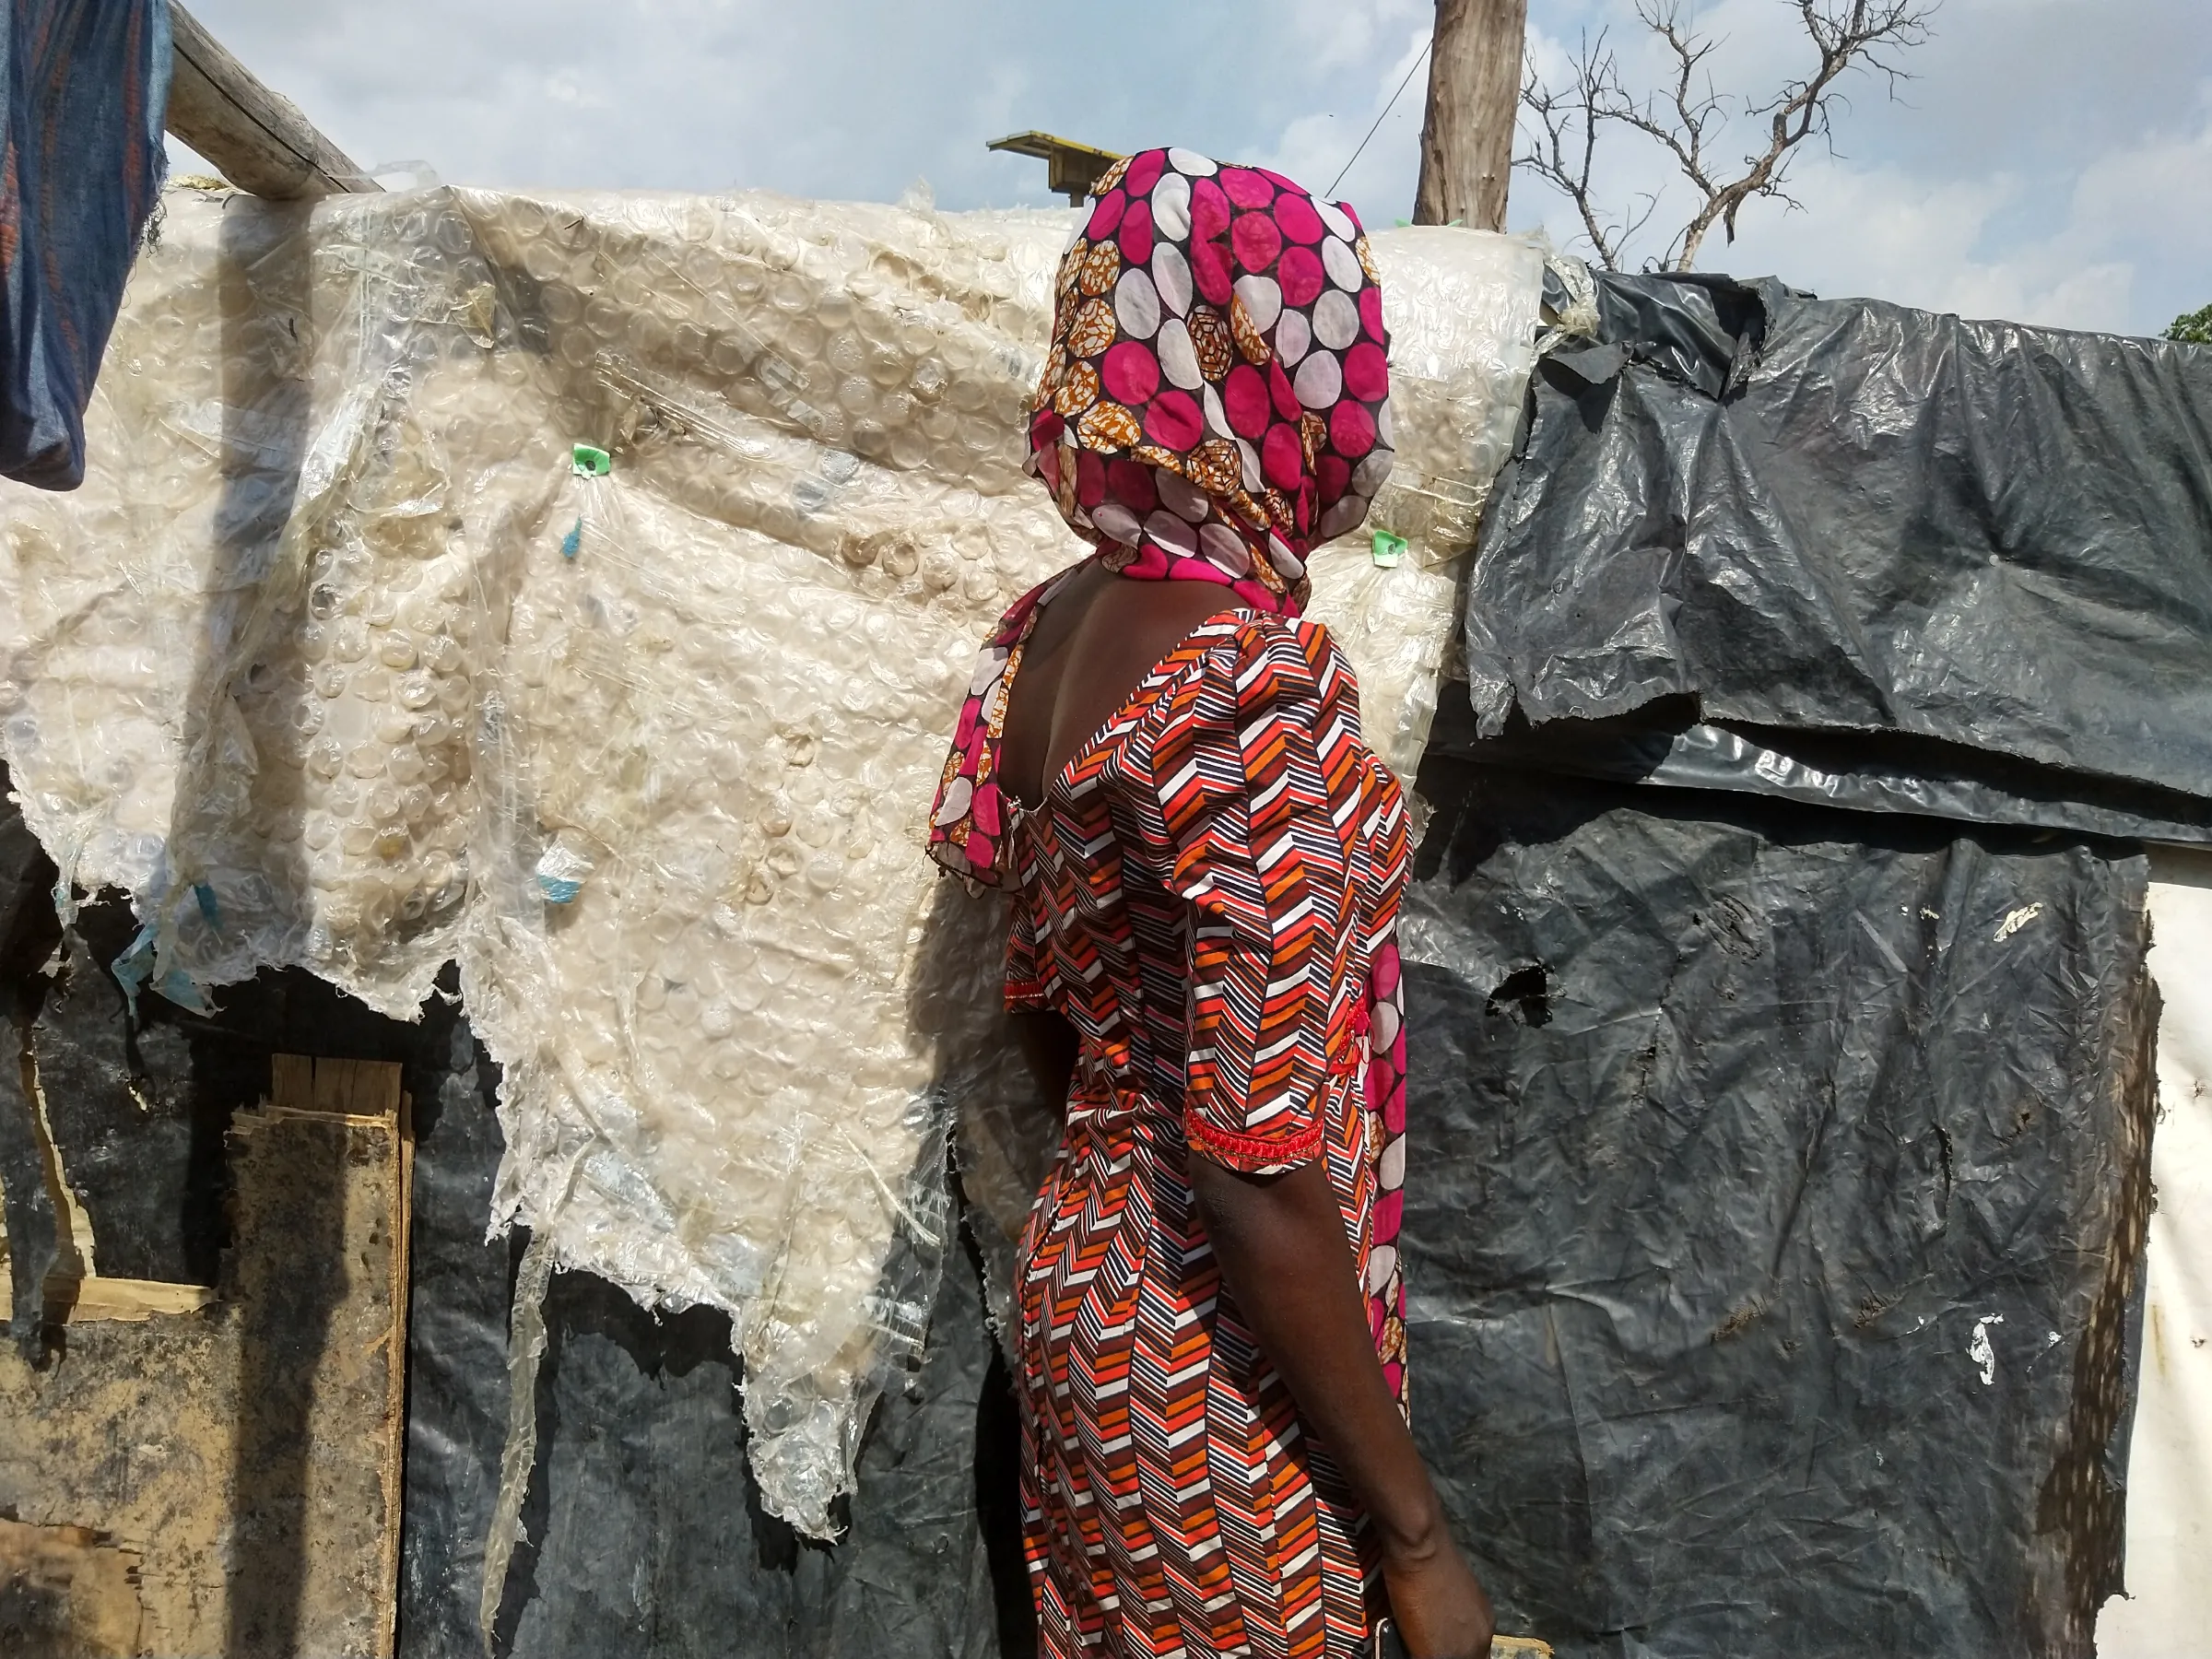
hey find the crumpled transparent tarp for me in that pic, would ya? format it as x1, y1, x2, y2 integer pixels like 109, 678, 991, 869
0, 182, 1540, 1534
1307, 226, 1544, 779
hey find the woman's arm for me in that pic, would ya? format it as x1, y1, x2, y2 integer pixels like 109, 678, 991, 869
1008, 1009, 1078, 1113
1188, 1156, 1494, 1659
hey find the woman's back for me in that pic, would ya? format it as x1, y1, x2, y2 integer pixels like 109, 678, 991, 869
996, 559, 1237, 812
987, 575, 1406, 1119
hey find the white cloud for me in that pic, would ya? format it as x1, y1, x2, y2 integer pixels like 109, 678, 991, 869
2068, 97, 2212, 274
1286, 0, 1426, 75
541, 71, 612, 112
168, 0, 2212, 335
1509, 3, 2212, 335
1259, 23, 1433, 216
1699, 80, 2212, 334
1718, 159, 2136, 331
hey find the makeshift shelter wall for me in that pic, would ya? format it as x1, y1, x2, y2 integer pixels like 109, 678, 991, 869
1399, 761, 2156, 1658
1465, 273, 2212, 810
395, 1035, 1031, 1659
0, 858, 428, 1658
12, 182, 2187, 1655
0, 822, 1030, 1656
0, 182, 1543, 1534
1405, 265, 2193, 1656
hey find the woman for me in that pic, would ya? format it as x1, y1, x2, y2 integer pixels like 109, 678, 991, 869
930, 147, 1493, 1659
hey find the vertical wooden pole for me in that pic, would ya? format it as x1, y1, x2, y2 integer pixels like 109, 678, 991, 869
1413, 0, 1530, 230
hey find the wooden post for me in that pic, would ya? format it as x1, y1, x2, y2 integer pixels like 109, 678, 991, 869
1413, 0, 1529, 230
165, 3, 381, 200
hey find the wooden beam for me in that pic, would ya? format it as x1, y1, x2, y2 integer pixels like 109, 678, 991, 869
1413, 0, 1529, 231
986, 131, 1125, 206
164, 3, 381, 201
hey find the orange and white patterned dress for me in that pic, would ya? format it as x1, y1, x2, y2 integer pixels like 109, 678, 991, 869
973, 590, 1411, 1658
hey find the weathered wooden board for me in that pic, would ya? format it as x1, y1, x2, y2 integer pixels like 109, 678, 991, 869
165, 3, 380, 200
0, 1517, 147, 1657
0, 1056, 409, 1658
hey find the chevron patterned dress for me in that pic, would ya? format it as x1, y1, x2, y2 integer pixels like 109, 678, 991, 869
986, 599, 1411, 1659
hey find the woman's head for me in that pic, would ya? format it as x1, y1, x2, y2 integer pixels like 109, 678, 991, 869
1029, 147, 1394, 615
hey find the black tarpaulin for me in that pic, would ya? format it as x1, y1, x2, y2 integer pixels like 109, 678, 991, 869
1427, 685, 2212, 846
1399, 759, 2157, 1659
396, 1032, 1033, 1659
1465, 273, 2212, 806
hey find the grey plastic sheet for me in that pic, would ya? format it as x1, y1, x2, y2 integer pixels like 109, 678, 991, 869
1397, 759, 2158, 1658
1464, 272, 2212, 807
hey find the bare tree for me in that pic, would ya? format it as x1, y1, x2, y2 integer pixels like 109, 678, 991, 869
1519, 0, 1936, 271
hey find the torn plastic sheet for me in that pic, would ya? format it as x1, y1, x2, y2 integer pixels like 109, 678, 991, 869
1426, 685, 2212, 846
481, 1228, 558, 1648
1399, 759, 2157, 1657
1464, 271, 2212, 806
1305, 228, 1544, 774
394, 1021, 1030, 1657
0, 183, 1542, 1533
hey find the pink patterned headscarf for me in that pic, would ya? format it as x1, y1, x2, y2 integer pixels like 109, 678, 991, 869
926, 147, 1396, 884
1029, 146, 1396, 616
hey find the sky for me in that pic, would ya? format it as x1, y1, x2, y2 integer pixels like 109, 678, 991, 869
172, 0, 2212, 337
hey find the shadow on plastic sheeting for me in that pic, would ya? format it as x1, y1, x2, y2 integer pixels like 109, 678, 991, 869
174, 193, 330, 1659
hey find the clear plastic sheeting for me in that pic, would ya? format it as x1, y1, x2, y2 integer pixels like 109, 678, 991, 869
1310, 229, 1544, 778
0, 183, 1542, 1532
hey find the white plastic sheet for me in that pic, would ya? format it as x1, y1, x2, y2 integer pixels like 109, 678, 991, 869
0, 182, 1541, 1531
2098, 849, 2212, 1654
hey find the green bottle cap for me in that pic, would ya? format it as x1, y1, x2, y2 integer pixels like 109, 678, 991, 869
571, 443, 612, 477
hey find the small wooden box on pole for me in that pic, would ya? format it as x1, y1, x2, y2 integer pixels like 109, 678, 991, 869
986, 132, 1125, 206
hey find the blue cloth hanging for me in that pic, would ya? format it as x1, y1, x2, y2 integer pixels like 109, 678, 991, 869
0, 0, 171, 490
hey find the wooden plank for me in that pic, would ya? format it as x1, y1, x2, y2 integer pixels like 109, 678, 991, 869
57, 1275, 216, 1322
0, 1082, 412, 1656
986, 131, 1125, 204
306, 1055, 402, 1121
269, 1053, 403, 1124
268, 1051, 316, 1108
0, 1517, 147, 1656
165, 3, 382, 201
1414, 0, 1529, 230
381, 1093, 415, 1658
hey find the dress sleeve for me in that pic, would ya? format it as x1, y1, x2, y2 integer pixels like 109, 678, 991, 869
1154, 622, 1348, 1174
1004, 886, 1049, 1012
1361, 755, 1411, 948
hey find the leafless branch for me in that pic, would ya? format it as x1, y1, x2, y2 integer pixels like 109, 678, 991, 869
1515, 30, 1661, 271
1518, 0, 1936, 271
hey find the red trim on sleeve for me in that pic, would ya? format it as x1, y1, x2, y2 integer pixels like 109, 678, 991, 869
1182, 1108, 1324, 1173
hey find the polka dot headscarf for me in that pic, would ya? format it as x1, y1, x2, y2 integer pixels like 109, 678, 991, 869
1028, 147, 1395, 617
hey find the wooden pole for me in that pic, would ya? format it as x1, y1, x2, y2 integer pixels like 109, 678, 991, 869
165, 3, 381, 200
1413, 0, 1528, 230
